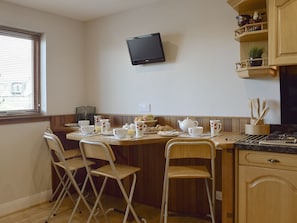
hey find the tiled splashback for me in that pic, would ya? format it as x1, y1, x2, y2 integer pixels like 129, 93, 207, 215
50, 113, 250, 133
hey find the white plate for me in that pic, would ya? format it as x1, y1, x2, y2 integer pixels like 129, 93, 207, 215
157, 131, 180, 137
179, 133, 211, 138
101, 131, 114, 136
103, 135, 144, 140
64, 122, 79, 127
73, 131, 98, 136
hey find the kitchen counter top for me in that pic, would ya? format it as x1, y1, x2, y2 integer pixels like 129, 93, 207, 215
66, 131, 244, 149
235, 141, 297, 155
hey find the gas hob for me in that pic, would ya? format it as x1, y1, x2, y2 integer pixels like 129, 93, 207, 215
259, 132, 297, 147
234, 129, 297, 155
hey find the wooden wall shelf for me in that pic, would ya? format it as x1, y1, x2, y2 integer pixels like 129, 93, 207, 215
235, 22, 268, 42
236, 66, 277, 78
228, 0, 266, 13
235, 57, 277, 78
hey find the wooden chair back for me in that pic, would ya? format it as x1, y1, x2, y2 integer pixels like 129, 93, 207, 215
165, 138, 216, 160
79, 140, 116, 163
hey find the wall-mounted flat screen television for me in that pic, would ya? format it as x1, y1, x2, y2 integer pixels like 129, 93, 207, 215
126, 33, 165, 65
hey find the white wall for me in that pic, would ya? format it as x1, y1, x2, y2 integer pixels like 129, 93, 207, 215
0, 1, 86, 216
85, 0, 280, 124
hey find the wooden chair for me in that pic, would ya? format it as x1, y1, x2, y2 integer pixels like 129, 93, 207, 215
45, 128, 82, 202
43, 131, 95, 223
160, 138, 216, 223
79, 139, 145, 223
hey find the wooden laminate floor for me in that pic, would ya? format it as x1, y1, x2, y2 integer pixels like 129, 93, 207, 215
0, 194, 211, 223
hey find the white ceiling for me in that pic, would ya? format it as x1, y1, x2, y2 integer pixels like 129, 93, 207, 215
3, 0, 161, 21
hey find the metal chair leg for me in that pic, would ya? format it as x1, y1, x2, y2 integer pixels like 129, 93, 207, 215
87, 176, 108, 223
205, 179, 215, 223
119, 174, 141, 223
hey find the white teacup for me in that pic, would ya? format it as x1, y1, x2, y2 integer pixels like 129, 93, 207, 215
188, 126, 203, 137
135, 121, 147, 137
81, 125, 94, 135
113, 128, 128, 139
78, 120, 90, 127
210, 120, 222, 137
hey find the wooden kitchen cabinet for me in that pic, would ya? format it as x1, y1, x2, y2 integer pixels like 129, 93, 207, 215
237, 150, 297, 223
228, 0, 277, 78
268, 0, 297, 65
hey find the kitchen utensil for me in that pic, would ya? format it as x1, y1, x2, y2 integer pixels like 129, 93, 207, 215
78, 120, 90, 127
236, 14, 251, 26
249, 99, 254, 119
255, 107, 269, 125
81, 125, 95, 135
256, 98, 260, 117
210, 120, 222, 137
135, 121, 147, 137
99, 119, 110, 133
188, 126, 203, 137
245, 123, 270, 135
178, 117, 198, 132
251, 98, 260, 118
113, 128, 128, 138
262, 99, 266, 112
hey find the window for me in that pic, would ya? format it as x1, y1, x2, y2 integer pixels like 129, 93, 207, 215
0, 26, 41, 115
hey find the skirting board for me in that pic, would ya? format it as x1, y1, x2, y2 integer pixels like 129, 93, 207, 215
0, 190, 52, 217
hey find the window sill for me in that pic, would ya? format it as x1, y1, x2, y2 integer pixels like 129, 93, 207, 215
0, 113, 50, 125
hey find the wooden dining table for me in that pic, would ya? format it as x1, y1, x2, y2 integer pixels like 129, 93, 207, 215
66, 131, 244, 223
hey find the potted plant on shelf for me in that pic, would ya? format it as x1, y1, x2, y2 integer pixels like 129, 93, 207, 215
249, 47, 264, 66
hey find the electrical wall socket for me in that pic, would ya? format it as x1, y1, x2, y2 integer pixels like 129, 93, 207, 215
216, 191, 222, 200
138, 103, 151, 113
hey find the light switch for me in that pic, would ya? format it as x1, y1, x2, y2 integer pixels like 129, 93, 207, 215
138, 103, 151, 113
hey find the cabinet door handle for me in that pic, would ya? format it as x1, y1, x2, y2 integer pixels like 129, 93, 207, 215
267, 159, 280, 163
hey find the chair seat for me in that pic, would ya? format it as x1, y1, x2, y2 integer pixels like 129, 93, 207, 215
55, 157, 94, 171
168, 165, 211, 179
91, 164, 140, 180
64, 149, 81, 159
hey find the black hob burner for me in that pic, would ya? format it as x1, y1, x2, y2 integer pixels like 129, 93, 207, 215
235, 125, 297, 154
259, 131, 297, 146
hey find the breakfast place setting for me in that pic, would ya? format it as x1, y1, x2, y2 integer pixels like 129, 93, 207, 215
66, 114, 223, 143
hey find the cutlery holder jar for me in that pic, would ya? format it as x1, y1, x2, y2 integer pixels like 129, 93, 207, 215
245, 124, 270, 135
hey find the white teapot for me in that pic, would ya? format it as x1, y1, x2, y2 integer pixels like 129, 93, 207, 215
178, 117, 199, 132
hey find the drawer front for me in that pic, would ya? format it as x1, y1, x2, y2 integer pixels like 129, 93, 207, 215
239, 150, 297, 171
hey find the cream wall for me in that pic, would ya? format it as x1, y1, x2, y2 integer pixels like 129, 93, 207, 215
0, 2, 86, 115
0, 0, 282, 217
85, 0, 280, 124
0, 122, 51, 216
0, 1, 85, 216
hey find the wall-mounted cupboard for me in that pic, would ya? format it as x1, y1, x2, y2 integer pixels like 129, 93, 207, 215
268, 0, 297, 65
228, 0, 277, 78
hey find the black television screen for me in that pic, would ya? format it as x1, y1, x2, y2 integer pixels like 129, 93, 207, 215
126, 33, 165, 65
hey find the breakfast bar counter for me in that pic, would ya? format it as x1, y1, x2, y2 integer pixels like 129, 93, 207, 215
66, 131, 243, 223
66, 131, 241, 148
